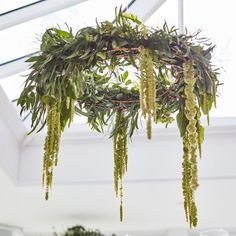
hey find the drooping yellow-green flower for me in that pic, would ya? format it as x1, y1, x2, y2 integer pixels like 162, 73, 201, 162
182, 61, 199, 228
113, 110, 128, 221
43, 103, 61, 200
139, 46, 156, 139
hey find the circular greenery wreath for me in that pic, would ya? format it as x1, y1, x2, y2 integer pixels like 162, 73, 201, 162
18, 9, 220, 228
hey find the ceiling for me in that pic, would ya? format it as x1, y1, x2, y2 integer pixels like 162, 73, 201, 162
1, 165, 236, 235
0, 0, 236, 235
1, 84, 236, 234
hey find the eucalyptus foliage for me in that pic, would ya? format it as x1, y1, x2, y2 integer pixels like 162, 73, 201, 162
18, 9, 219, 228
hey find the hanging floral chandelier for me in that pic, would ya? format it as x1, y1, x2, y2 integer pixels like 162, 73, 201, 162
18, 9, 220, 228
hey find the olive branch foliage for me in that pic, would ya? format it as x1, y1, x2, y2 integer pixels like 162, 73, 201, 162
17, 8, 220, 228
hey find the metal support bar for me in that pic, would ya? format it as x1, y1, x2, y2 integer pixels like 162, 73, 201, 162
178, 0, 184, 34
0, 52, 38, 79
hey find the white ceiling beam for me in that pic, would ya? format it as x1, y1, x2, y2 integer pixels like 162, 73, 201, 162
0, 87, 26, 183
127, 0, 167, 22
0, 0, 88, 31
0, 87, 26, 142
19, 118, 236, 185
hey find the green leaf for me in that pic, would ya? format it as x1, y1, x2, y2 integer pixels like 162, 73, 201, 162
125, 80, 131, 86
41, 94, 56, 105
123, 71, 129, 81
96, 94, 105, 101
199, 125, 204, 144
121, 12, 142, 25
97, 52, 106, 60
176, 109, 188, 137
118, 39, 127, 47
197, 124, 205, 158
41, 94, 50, 104
112, 40, 118, 49
66, 52, 78, 59
80, 48, 91, 59
85, 34, 94, 42
66, 83, 77, 100
200, 94, 213, 125
54, 28, 71, 38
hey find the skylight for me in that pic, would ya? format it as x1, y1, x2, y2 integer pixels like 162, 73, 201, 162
146, 0, 177, 27
185, 0, 236, 117
0, 0, 130, 64
0, 0, 40, 15
0, 71, 27, 101
0, 0, 235, 119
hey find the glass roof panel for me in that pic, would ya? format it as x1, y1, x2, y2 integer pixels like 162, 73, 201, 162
1, 0, 235, 120
0, 71, 27, 101
0, 0, 130, 64
145, 0, 178, 27
0, 0, 40, 15
185, 0, 236, 117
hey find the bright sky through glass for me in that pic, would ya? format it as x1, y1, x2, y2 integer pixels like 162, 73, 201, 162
0, 71, 28, 101
185, 0, 236, 117
0, 0, 130, 64
0, 0, 236, 118
146, 0, 177, 28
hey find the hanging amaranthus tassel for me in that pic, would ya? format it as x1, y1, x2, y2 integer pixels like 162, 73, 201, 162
182, 61, 199, 228
139, 46, 156, 139
182, 137, 198, 227
113, 110, 128, 221
43, 103, 61, 200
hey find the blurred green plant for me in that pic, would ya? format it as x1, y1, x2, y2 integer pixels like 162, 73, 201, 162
62, 225, 108, 236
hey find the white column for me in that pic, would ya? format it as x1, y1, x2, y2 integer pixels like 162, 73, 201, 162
178, 0, 184, 34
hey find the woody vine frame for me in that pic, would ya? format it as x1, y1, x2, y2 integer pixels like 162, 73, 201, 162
18, 10, 219, 228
